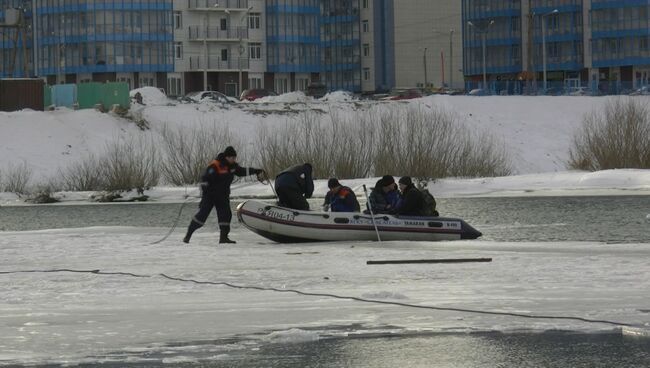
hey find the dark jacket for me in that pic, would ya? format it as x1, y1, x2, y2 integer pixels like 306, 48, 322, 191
324, 186, 360, 212
275, 164, 314, 198
201, 153, 261, 199
368, 180, 401, 214
395, 184, 425, 216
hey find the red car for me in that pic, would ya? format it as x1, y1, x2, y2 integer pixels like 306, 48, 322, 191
240, 89, 277, 101
389, 89, 423, 100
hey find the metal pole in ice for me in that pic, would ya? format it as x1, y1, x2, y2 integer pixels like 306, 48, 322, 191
362, 184, 382, 242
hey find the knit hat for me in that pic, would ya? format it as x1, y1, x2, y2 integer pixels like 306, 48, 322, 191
223, 146, 237, 157
381, 175, 395, 186
327, 178, 340, 189
398, 176, 412, 186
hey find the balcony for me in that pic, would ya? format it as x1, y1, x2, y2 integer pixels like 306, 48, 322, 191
188, 26, 248, 41
188, 56, 249, 71
187, 0, 249, 11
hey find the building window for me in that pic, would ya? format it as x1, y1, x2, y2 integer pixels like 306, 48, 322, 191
363, 0, 368, 8
511, 17, 519, 33
363, 44, 370, 57
248, 13, 261, 29
362, 20, 369, 33
276, 78, 289, 94
641, 37, 648, 52
249, 42, 262, 59
174, 42, 183, 59
249, 77, 262, 89
168, 77, 182, 97
220, 18, 227, 31
174, 11, 182, 30
221, 49, 228, 61
363, 67, 370, 81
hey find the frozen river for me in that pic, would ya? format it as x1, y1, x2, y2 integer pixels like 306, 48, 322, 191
1, 196, 649, 366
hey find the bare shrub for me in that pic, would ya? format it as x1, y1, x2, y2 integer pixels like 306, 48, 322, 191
1, 161, 32, 194
60, 153, 105, 191
100, 136, 160, 192
258, 106, 511, 179
257, 112, 375, 179
159, 124, 241, 185
569, 98, 650, 170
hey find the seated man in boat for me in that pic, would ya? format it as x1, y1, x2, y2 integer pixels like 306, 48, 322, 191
393, 176, 426, 216
274, 163, 314, 210
367, 175, 401, 214
323, 178, 361, 212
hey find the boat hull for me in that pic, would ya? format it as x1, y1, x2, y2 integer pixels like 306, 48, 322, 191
236, 200, 482, 243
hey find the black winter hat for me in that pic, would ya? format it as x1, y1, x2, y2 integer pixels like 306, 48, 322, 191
398, 176, 412, 186
223, 146, 237, 157
327, 178, 340, 189
381, 175, 395, 186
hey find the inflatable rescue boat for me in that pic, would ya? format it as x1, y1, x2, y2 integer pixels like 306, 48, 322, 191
236, 200, 482, 243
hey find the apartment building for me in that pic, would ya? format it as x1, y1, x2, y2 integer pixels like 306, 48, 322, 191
26, 0, 172, 87
462, 0, 650, 94
171, 0, 261, 97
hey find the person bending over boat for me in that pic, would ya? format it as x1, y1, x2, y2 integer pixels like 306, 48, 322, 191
274, 163, 314, 210
323, 178, 361, 212
183, 146, 265, 244
394, 176, 426, 216
367, 175, 401, 214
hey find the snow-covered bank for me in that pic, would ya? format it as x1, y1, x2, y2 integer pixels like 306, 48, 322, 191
2, 94, 649, 184
1, 226, 648, 365
1, 169, 648, 206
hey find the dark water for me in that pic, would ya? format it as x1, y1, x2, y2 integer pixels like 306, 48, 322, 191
1, 196, 649, 243
25, 332, 650, 368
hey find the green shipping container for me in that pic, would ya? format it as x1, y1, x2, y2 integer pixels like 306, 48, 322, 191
43, 85, 52, 108
102, 82, 130, 110
77, 82, 104, 110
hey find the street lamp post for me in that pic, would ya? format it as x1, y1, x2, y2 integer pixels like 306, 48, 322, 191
449, 29, 454, 89
541, 9, 559, 93
467, 20, 494, 91
203, 13, 208, 90
433, 29, 455, 89
422, 47, 428, 89
235, 6, 253, 97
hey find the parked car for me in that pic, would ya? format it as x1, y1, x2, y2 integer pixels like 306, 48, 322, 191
566, 87, 590, 96
305, 82, 328, 99
182, 91, 237, 104
629, 86, 650, 96
468, 88, 490, 96
240, 89, 277, 101
387, 88, 423, 100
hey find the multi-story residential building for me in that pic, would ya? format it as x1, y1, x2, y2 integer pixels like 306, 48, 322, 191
172, 0, 257, 97
266, 0, 320, 94
1, 0, 33, 78
462, 0, 650, 94
29, 0, 173, 87
322, 0, 361, 92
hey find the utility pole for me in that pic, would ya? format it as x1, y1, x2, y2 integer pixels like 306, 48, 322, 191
449, 29, 454, 89
237, 6, 253, 97
203, 12, 208, 90
423, 47, 428, 89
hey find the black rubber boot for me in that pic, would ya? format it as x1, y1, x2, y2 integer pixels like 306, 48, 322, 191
184, 220, 202, 244
219, 225, 236, 244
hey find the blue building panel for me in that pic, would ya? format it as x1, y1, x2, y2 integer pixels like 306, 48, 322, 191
31, 0, 174, 78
